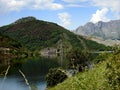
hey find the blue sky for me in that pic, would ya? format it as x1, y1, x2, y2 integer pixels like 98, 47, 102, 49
0, 0, 120, 30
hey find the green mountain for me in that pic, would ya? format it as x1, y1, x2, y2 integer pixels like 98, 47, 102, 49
0, 16, 110, 51
0, 32, 27, 58
0, 32, 22, 49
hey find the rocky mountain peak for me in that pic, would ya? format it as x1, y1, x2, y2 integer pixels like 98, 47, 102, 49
75, 20, 120, 40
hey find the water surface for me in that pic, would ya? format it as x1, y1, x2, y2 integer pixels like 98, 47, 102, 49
0, 56, 67, 90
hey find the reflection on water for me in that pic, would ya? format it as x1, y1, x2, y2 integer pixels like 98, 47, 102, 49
0, 56, 67, 90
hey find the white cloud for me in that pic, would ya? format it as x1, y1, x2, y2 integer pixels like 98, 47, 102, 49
92, 0, 120, 13
0, 0, 63, 13
0, 0, 26, 13
63, 0, 120, 20
90, 8, 109, 23
58, 12, 71, 28
32, 0, 63, 10
92, 0, 120, 18
62, 0, 88, 3
67, 4, 86, 7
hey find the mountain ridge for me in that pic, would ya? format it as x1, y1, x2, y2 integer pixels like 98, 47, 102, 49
0, 16, 110, 51
75, 19, 120, 40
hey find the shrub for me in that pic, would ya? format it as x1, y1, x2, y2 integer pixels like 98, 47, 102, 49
106, 51, 120, 90
46, 68, 67, 87
66, 48, 90, 71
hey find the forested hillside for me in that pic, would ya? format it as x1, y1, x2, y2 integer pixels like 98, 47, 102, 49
0, 17, 110, 51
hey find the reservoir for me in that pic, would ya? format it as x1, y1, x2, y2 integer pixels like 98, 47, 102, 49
0, 56, 67, 90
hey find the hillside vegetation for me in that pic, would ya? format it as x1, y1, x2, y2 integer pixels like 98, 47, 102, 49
50, 48, 120, 90
0, 17, 110, 51
0, 32, 29, 58
0, 33, 22, 49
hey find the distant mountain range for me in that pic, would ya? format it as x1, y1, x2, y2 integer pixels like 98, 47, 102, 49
0, 16, 110, 51
75, 20, 120, 40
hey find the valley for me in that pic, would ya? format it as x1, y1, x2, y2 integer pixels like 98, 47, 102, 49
0, 16, 119, 90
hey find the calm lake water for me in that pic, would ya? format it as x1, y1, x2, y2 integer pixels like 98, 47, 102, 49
0, 56, 67, 90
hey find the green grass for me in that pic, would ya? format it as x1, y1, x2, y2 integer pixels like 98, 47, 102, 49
50, 51, 120, 90
50, 62, 108, 90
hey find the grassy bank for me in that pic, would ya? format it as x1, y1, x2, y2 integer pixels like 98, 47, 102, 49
50, 51, 120, 90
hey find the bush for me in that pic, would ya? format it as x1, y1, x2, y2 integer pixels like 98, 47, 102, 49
66, 48, 90, 71
106, 50, 120, 90
46, 68, 67, 87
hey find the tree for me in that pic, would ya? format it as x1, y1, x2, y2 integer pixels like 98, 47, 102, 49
66, 48, 90, 72
46, 68, 67, 87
